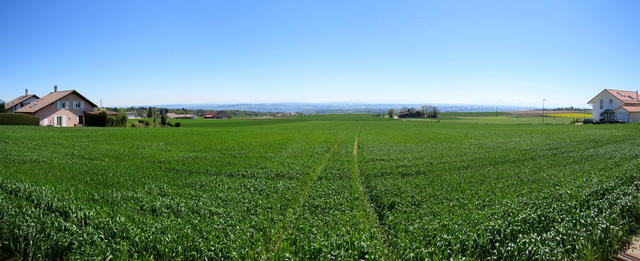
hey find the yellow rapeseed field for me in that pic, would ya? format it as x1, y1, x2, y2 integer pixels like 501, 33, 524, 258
545, 113, 591, 118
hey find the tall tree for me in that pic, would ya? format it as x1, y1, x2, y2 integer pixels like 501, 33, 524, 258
161, 113, 167, 125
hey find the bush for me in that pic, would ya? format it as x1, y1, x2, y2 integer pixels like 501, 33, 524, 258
138, 119, 151, 127
0, 113, 40, 126
174, 122, 181, 127
161, 114, 167, 125
84, 111, 107, 127
84, 112, 128, 127
583, 118, 594, 124
0, 103, 7, 113
106, 113, 127, 127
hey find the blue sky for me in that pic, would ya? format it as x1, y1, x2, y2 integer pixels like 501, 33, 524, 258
1, 0, 639, 107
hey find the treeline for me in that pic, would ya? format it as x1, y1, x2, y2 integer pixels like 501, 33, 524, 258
539, 106, 590, 112
108, 107, 280, 118
388, 105, 440, 118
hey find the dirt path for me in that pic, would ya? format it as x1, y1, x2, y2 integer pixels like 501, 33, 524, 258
615, 237, 640, 261
351, 126, 391, 260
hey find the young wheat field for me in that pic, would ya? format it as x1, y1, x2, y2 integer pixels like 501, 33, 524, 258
0, 115, 639, 260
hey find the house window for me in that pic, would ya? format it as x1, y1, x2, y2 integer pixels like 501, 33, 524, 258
57, 101, 69, 109
600, 99, 603, 109
73, 101, 84, 109
609, 99, 613, 104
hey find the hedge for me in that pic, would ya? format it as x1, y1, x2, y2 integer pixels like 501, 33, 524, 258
0, 113, 40, 126
84, 112, 128, 127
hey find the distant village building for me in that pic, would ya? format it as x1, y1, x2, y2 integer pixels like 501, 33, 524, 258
203, 111, 227, 119
13, 85, 98, 127
5, 89, 39, 112
588, 89, 640, 123
126, 112, 141, 119
166, 113, 197, 119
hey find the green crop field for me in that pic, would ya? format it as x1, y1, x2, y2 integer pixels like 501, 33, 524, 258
1, 115, 639, 260
439, 111, 512, 117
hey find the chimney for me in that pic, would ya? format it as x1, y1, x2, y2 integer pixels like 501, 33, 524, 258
25, 88, 28, 96
54, 85, 58, 92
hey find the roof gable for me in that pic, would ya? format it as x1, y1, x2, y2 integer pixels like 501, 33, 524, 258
5, 94, 39, 109
588, 89, 640, 104
616, 105, 640, 113
15, 90, 98, 113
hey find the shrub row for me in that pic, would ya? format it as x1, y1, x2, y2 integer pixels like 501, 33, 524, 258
84, 112, 128, 127
0, 113, 40, 126
129, 119, 181, 128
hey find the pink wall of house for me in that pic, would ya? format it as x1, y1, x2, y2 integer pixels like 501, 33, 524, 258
35, 93, 96, 127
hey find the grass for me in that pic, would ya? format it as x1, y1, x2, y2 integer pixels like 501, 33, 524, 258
439, 111, 511, 117
0, 115, 639, 260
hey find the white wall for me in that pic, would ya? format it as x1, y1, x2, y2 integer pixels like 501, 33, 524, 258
592, 92, 624, 121
631, 112, 640, 123
616, 110, 629, 122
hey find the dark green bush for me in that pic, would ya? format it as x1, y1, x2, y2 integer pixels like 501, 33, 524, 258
137, 119, 151, 127
106, 114, 127, 127
161, 114, 167, 125
84, 112, 107, 127
84, 112, 128, 127
174, 122, 181, 127
0, 113, 40, 126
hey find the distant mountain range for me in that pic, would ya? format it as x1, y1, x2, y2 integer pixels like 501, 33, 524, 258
138, 103, 541, 114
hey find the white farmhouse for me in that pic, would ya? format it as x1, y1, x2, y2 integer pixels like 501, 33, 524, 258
587, 89, 640, 123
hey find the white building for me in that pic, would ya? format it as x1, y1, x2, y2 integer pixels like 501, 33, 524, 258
587, 89, 640, 123
126, 112, 141, 119
166, 113, 197, 119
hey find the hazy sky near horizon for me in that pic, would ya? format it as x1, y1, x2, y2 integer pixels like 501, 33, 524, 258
1, 0, 639, 107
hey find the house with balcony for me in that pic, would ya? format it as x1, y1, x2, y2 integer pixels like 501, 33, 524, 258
587, 89, 640, 123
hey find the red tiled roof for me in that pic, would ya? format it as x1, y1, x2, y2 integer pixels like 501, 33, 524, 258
616, 106, 640, 113
15, 90, 98, 113
606, 89, 640, 104
5, 94, 39, 109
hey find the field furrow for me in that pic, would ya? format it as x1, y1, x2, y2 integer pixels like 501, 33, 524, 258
272, 127, 386, 259
351, 126, 391, 260
267, 137, 342, 256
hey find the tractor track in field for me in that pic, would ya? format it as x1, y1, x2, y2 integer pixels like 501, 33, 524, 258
351, 126, 392, 260
265, 138, 341, 259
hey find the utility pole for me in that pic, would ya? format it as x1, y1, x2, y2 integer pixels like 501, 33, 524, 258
542, 98, 546, 125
